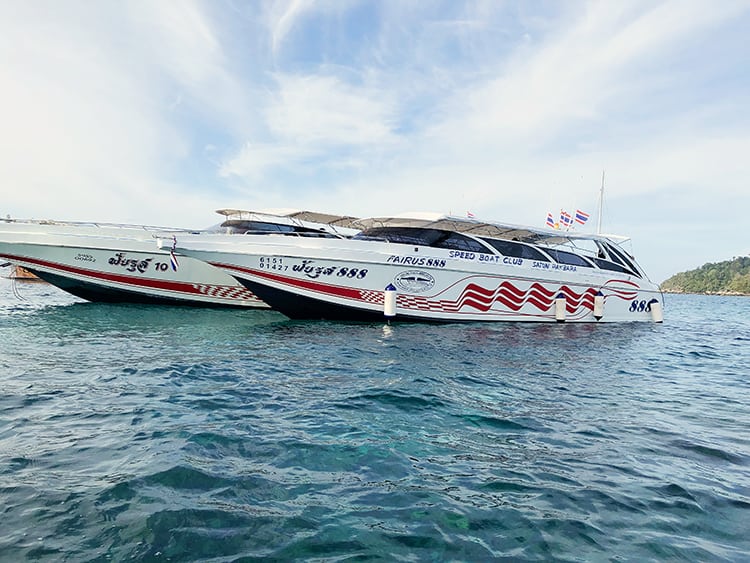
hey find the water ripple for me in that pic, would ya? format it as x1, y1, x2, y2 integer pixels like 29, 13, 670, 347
2, 284, 750, 560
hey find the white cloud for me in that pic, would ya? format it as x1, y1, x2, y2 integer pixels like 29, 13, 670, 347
126, 2, 258, 136
266, 0, 355, 57
219, 142, 312, 180
220, 72, 399, 179
0, 5, 173, 213
268, 74, 396, 145
421, 0, 747, 152
0, 1, 252, 224
268, 0, 317, 56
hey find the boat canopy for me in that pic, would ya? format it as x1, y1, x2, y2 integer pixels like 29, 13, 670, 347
215, 209, 360, 230
282, 211, 360, 230
214, 209, 360, 236
353, 214, 646, 279
353, 214, 628, 246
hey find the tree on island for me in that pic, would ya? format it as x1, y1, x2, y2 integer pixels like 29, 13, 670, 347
661, 256, 750, 294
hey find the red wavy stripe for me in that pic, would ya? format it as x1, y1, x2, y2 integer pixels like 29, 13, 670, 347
440, 282, 602, 313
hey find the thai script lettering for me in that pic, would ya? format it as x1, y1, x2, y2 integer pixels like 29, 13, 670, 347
292, 259, 336, 278
284, 259, 368, 280
108, 253, 152, 273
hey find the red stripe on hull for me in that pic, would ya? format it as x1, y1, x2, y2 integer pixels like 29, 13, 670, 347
217, 263, 364, 300
1, 252, 259, 302
215, 262, 641, 318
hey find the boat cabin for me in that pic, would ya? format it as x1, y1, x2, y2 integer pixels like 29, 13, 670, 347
352, 215, 645, 279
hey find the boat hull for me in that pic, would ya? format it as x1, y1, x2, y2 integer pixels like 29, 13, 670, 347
172, 235, 662, 322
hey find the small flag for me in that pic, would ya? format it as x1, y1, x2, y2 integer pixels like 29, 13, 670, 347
546, 213, 555, 228
170, 236, 179, 271
560, 210, 573, 228
575, 209, 590, 225
467, 211, 475, 219
169, 251, 179, 271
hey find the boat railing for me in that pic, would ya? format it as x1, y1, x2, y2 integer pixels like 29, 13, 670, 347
237, 230, 351, 239
2, 217, 191, 233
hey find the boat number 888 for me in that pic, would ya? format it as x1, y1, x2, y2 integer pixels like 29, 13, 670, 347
629, 300, 652, 313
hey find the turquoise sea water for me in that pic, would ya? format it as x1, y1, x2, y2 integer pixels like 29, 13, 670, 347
1, 277, 749, 562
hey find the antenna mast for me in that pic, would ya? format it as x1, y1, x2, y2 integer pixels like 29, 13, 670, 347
596, 170, 605, 234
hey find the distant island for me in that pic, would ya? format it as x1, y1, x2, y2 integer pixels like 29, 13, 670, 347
661, 256, 750, 295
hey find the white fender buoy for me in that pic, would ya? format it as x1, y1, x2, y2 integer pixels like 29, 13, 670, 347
593, 290, 605, 321
649, 298, 663, 323
554, 292, 566, 323
384, 284, 397, 318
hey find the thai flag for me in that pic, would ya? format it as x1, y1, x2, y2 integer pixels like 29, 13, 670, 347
546, 213, 555, 228
169, 236, 179, 271
169, 251, 179, 271
560, 210, 573, 228
575, 209, 590, 225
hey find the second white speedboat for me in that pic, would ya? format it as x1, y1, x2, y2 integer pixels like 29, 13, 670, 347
0, 209, 358, 307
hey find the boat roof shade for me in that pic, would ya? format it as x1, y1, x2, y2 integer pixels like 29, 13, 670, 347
353, 215, 628, 246
215, 209, 360, 230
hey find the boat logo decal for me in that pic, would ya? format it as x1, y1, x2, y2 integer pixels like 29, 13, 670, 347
394, 270, 435, 293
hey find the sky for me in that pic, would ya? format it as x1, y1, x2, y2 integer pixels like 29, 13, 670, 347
1, 0, 749, 283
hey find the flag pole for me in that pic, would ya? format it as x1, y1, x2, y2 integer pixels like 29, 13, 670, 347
596, 170, 605, 234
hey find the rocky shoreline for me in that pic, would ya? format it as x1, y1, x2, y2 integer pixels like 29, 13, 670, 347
661, 288, 750, 296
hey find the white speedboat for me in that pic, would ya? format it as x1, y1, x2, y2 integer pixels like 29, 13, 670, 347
165, 212, 663, 322
0, 209, 358, 307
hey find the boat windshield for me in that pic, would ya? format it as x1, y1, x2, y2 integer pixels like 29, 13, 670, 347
355, 227, 493, 253
480, 238, 550, 261
544, 249, 595, 267
219, 220, 331, 235
590, 257, 631, 274
600, 241, 641, 277
536, 240, 642, 277
355, 225, 644, 278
